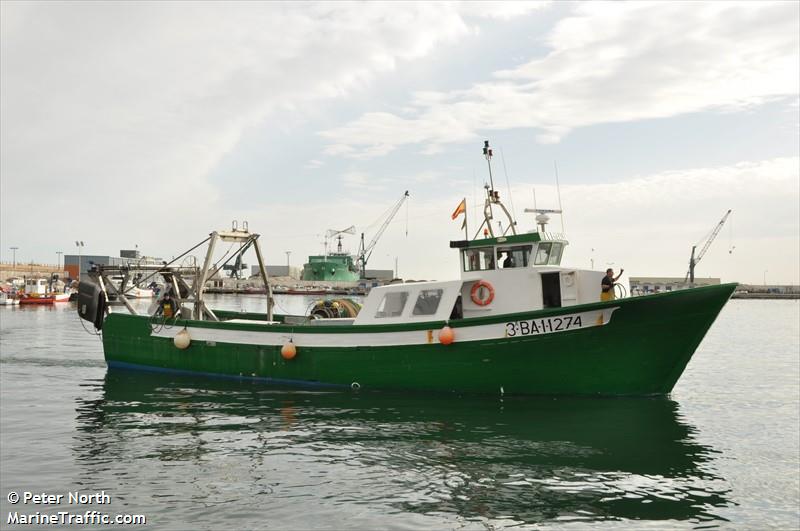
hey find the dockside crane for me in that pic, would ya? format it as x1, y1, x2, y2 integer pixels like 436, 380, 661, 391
685, 209, 732, 285
358, 191, 409, 278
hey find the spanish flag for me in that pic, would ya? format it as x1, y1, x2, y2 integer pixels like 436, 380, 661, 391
451, 198, 466, 220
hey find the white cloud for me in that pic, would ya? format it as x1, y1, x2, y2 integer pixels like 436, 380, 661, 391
508, 156, 800, 285
224, 155, 796, 286
320, 1, 800, 156
341, 171, 387, 192
241, 156, 799, 286
1, 1, 545, 260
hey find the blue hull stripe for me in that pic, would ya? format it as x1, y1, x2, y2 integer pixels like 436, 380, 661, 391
106, 360, 349, 389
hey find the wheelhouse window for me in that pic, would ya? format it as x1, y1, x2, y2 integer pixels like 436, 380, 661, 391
462, 247, 495, 272
534, 242, 552, 265
497, 245, 532, 269
548, 243, 564, 265
375, 291, 409, 318
412, 289, 443, 316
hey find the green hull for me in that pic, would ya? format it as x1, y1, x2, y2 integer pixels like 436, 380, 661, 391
102, 283, 736, 395
301, 253, 360, 281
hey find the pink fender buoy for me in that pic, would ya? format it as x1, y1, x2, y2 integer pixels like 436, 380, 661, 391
438, 326, 455, 345
281, 340, 297, 360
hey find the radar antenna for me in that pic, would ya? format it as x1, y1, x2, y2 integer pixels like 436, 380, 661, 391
325, 225, 356, 254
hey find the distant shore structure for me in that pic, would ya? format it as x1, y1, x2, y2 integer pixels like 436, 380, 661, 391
63, 249, 162, 282
629, 276, 798, 299
630, 277, 720, 294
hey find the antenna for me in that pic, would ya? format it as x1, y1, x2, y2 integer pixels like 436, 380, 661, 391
499, 147, 517, 224
554, 161, 565, 234
472, 140, 517, 238
325, 226, 356, 255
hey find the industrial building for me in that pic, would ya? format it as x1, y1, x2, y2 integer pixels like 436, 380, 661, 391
64, 250, 162, 281
250, 265, 302, 279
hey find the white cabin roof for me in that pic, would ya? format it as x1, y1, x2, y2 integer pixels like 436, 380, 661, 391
354, 280, 462, 325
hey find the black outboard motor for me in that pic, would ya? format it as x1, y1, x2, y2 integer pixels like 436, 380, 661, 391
77, 281, 107, 330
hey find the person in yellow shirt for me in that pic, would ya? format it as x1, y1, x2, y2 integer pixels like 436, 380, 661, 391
601, 268, 624, 301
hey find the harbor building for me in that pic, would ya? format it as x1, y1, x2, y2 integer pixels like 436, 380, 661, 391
250, 265, 303, 280
364, 269, 394, 281
64, 250, 162, 281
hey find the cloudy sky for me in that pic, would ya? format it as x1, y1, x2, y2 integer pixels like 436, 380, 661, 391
2, 1, 798, 285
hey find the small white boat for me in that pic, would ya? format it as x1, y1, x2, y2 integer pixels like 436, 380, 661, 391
125, 286, 155, 299
0, 290, 19, 305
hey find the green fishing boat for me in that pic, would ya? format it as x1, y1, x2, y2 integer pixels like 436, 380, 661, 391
78, 144, 735, 396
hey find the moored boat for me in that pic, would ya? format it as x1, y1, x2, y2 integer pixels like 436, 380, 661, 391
78, 143, 735, 396
124, 286, 155, 299
0, 289, 20, 305
19, 293, 71, 304
18, 277, 71, 305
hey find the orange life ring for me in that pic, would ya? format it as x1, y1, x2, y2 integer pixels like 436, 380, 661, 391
470, 280, 495, 306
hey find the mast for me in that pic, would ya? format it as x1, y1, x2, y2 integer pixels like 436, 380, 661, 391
472, 140, 517, 239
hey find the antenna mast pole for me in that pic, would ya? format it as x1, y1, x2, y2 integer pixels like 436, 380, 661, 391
484, 140, 495, 191
483, 141, 495, 231
472, 140, 517, 239
554, 161, 565, 234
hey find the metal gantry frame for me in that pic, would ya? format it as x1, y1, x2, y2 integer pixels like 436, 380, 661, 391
88, 222, 275, 322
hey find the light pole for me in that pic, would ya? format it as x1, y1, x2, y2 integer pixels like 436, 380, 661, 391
10, 246, 18, 272
763, 269, 768, 286
285, 250, 291, 270
75, 241, 84, 282
56, 251, 63, 273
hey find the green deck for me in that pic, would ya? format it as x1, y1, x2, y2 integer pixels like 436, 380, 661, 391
102, 283, 736, 396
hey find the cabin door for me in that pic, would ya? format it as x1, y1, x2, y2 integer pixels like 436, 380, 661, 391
541, 272, 562, 308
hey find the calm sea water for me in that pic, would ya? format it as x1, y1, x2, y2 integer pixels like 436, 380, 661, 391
1, 296, 798, 529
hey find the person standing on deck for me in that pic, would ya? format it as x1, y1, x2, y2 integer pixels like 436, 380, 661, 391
601, 268, 624, 301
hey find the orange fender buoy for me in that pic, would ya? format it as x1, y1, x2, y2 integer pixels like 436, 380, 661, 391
439, 326, 455, 345
470, 280, 495, 306
281, 341, 297, 360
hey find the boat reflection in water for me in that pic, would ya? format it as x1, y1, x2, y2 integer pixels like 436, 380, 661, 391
74, 370, 733, 528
